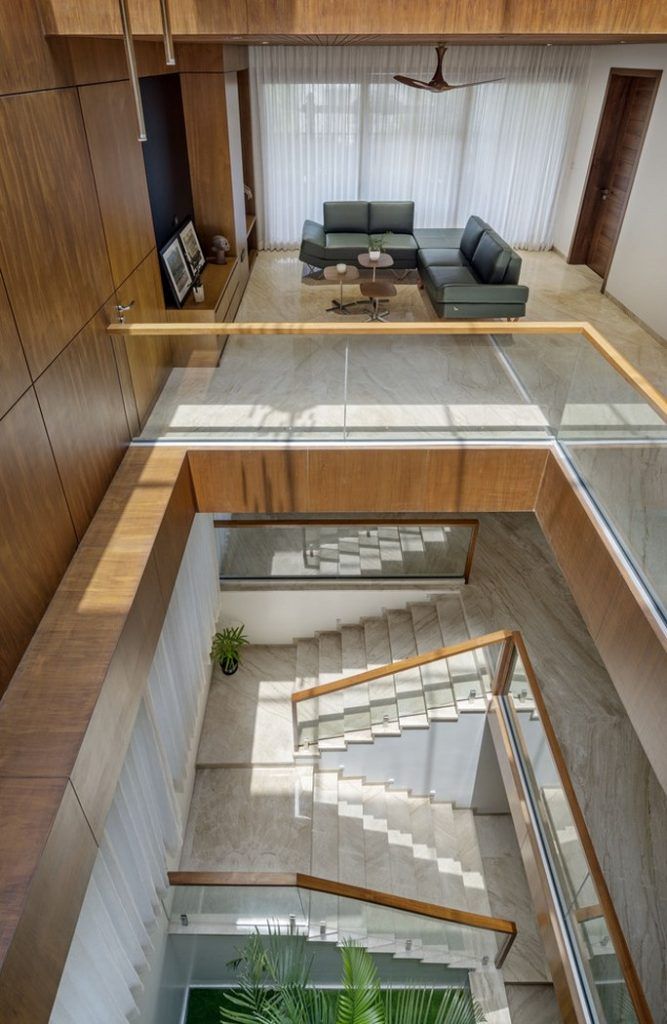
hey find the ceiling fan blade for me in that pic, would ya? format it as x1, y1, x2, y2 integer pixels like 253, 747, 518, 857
393, 74, 434, 90
444, 77, 505, 90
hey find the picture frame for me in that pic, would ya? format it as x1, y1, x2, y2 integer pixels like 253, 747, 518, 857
178, 218, 206, 278
160, 235, 193, 307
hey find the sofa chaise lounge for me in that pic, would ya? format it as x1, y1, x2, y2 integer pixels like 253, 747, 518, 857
299, 202, 528, 319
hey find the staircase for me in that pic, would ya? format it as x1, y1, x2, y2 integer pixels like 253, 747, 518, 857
302, 524, 470, 577
294, 593, 492, 751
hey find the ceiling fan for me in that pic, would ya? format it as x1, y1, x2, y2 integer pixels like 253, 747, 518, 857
393, 45, 504, 92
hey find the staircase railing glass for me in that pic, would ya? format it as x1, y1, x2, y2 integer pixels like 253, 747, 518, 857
214, 516, 479, 583
493, 632, 653, 1024
291, 630, 507, 749
167, 871, 517, 972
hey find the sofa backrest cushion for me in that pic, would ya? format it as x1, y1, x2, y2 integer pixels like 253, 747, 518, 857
323, 202, 369, 233
368, 201, 414, 235
460, 215, 490, 262
471, 229, 513, 283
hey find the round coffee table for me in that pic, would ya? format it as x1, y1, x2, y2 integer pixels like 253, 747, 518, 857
358, 251, 394, 282
323, 264, 360, 315
359, 281, 397, 322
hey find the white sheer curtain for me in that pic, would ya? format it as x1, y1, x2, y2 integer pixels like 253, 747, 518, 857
50, 516, 219, 1024
250, 45, 590, 250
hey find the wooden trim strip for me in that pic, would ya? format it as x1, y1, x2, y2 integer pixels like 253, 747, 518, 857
501, 632, 654, 1024
108, 320, 586, 336
213, 516, 480, 528
580, 324, 667, 423
574, 904, 604, 924
166, 871, 517, 938
291, 630, 513, 703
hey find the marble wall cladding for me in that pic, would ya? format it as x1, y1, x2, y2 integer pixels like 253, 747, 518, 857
180, 766, 313, 873
504, 983, 562, 1024
462, 513, 667, 1021
474, 815, 549, 985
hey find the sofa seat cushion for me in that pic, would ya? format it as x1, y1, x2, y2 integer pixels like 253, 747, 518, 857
325, 232, 370, 259
413, 228, 463, 249
421, 265, 478, 301
382, 233, 418, 258
418, 248, 469, 269
323, 201, 368, 233
368, 201, 414, 234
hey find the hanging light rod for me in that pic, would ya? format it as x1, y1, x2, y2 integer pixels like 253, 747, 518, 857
118, 0, 147, 141
393, 44, 504, 93
159, 0, 176, 66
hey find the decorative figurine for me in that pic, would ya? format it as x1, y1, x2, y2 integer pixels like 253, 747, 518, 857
211, 234, 231, 264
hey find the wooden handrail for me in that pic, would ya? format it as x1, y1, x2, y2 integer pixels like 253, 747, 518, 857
495, 631, 654, 1023
167, 870, 517, 968
291, 630, 512, 703
214, 516, 479, 584
106, 318, 667, 422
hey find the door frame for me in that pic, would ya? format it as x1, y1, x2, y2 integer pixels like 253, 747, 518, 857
568, 67, 662, 288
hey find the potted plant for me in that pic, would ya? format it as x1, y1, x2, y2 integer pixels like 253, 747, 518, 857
210, 625, 248, 675
368, 232, 390, 262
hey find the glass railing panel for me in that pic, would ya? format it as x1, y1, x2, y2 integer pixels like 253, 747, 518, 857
169, 883, 509, 976
215, 521, 474, 581
344, 332, 550, 441
505, 655, 639, 1023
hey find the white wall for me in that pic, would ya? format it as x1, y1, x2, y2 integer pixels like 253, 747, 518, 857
220, 587, 460, 644
553, 43, 667, 339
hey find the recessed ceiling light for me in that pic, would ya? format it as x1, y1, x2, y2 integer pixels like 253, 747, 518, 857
261, 40, 270, 45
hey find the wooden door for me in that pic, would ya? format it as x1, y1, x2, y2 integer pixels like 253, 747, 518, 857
569, 69, 661, 283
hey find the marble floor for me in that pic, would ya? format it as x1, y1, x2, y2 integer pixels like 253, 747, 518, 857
181, 513, 667, 1020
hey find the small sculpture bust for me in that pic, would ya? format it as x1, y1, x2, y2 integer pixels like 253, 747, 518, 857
212, 234, 231, 264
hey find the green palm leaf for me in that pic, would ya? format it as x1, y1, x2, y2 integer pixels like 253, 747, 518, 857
431, 989, 485, 1024
335, 943, 384, 1024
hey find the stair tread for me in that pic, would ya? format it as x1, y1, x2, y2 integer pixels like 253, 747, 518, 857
341, 625, 372, 734
312, 771, 340, 878
362, 618, 399, 730
295, 637, 319, 690
385, 609, 428, 722
431, 802, 468, 909
410, 603, 456, 714
337, 778, 366, 887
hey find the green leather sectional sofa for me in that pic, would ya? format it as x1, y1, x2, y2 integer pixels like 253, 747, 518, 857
300, 202, 528, 319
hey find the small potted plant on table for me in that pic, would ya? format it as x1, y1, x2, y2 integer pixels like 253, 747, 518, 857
368, 232, 390, 262
210, 625, 248, 675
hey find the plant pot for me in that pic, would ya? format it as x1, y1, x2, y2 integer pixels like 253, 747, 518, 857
193, 283, 205, 303
220, 657, 239, 675
368, 250, 381, 262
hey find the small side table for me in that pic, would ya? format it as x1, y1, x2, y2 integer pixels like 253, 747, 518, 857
358, 252, 394, 282
323, 265, 361, 314
360, 281, 397, 322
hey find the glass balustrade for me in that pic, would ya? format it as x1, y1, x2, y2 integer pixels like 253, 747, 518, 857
501, 650, 640, 1024
215, 520, 475, 582
294, 637, 502, 750
169, 881, 512, 977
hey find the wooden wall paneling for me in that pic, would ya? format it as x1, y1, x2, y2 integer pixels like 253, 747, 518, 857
188, 448, 310, 512
536, 452, 667, 797
0, 447, 187, 777
0, 89, 114, 379
424, 447, 549, 511
152, 459, 198, 601
34, 307, 131, 540
181, 72, 237, 254
0, 389, 77, 695
0, 780, 98, 1024
307, 448, 431, 512
66, 38, 172, 86
79, 80, 156, 288
0, 0, 72, 96
115, 250, 171, 426
0, 271, 31, 420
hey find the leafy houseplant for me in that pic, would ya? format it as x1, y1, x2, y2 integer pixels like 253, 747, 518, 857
220, 925, 485, 1024
368, 232, 390, 261
210, 625, 248, 676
